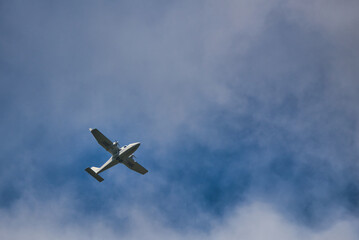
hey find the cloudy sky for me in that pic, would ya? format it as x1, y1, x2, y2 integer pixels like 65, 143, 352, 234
1, 0, 359, 239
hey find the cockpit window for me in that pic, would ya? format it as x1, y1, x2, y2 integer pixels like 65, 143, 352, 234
123, 145, 127, 148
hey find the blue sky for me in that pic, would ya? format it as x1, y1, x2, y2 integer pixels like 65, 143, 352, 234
1, 0, 359, 239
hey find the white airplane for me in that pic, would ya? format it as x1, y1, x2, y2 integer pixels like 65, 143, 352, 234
85, 128, 148, 182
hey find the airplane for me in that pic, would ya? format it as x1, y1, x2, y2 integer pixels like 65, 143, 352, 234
85, 128, 148, 182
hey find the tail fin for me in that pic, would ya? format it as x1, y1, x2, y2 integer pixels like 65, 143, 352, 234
90, 167, 100, 173
85, 167, 104, 182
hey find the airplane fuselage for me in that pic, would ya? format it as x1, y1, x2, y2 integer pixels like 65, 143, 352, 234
94, 142, 141, 175
113, 142, 141, 162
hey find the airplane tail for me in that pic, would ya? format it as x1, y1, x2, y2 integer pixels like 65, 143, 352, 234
85, 167, 104, 182
90, 167, 100, 173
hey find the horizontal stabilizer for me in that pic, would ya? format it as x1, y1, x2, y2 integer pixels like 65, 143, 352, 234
85, 167, 104, 182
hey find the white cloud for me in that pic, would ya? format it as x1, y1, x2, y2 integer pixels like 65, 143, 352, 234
1, 0, 280, 147
1, 1, 359, 239
3, 0, 358, 157
1, 197, 358, 240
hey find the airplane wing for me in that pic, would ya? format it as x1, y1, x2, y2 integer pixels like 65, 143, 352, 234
123, 158, 148, 175
90, 128, 117, 154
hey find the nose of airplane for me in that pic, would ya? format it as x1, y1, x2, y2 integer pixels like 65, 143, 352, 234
133, 142, 141, 150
